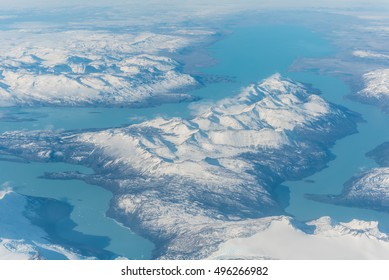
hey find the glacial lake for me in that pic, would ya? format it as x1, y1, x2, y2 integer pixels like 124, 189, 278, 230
1, 23, 388, 259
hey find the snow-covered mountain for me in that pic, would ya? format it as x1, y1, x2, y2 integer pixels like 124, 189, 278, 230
356, 68, 389, 113
0, 30, 205, 107
0, 74, 361, 259
308, 168, 389, 213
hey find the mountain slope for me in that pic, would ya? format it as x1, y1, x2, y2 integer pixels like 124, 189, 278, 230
0, 30, 204, 107
0, 74, 361, 258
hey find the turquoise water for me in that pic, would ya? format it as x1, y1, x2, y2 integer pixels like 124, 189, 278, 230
0, 160, 154, 259
203, 26, 332, 85
0, 26, 332, 132
198, 25, 389, 231
1, 23, 387, 258
190, 25, 333, 103
285, 73, 389, 231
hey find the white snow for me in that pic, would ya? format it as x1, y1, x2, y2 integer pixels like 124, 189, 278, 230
210, 216, 389, 260
208, 129, 286, 148
0, 239, 38, 260
339, 167, 389, 205
78, 74, 337, 189
358, 69, 389, 99
0, 30, 200, 106
202, 74, 330, 131
0, 74, 355, 259
0, 187, 11, 200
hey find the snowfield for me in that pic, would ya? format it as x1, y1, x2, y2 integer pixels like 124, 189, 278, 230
210, 216, 389, 260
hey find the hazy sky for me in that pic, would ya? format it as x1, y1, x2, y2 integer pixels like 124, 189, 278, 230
0, 0, 388, 9
0, 0, 387, 28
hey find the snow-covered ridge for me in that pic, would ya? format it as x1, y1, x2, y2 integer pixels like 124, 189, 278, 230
358, 69, 389, 98
307, 167, 389, 213
340, 168, 389, 203
0, 30, 204, 107
77, 74, 338, 185
356, 69, 389, 113
209, 216, 389, 260
0, 75, 359, 259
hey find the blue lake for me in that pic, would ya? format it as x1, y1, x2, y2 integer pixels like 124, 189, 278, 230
1, 23, 388, 259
